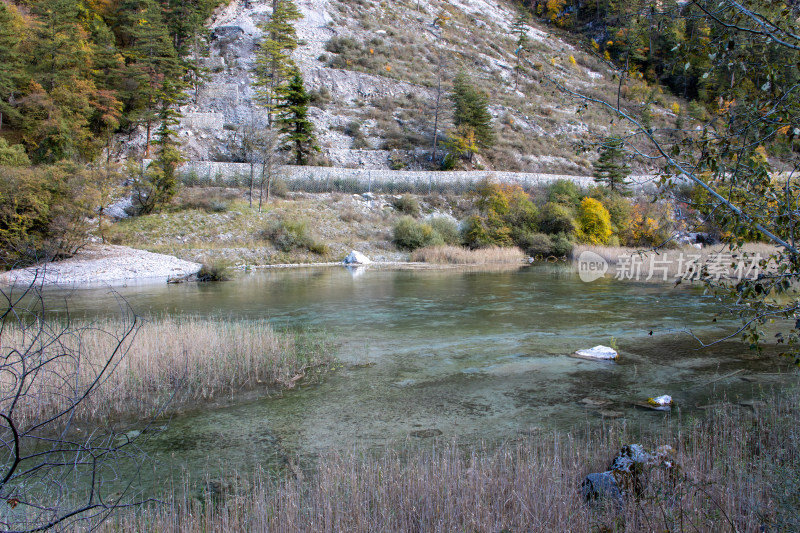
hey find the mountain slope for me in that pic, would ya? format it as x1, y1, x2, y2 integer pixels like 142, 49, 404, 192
171, 0, 684, 174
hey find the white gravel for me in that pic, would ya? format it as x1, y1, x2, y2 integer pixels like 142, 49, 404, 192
0, 245, 203, 287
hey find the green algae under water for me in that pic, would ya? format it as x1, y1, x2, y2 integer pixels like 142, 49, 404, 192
37, 264, 797, 483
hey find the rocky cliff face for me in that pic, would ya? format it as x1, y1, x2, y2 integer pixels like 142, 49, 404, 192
165, 0, 678, 173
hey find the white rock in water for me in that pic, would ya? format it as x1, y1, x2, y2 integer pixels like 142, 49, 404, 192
649, 395, 673, 406
574, 345, 618, 360
343, 251, 372, 264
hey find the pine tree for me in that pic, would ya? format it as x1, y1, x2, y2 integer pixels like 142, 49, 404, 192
29, 0, 93, 93
592, 137, 631, 192
0, 3, 27, 132
21, 0, 106, 162
510, 13, 529, 91
113, 0, 184, 155
276, 72, 318, 166
253, 0, 302, 128
131, 77, 184, 214
450, 72, 495, 150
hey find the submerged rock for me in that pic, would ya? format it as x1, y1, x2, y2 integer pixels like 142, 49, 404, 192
409, 428, 442, 438
634, 395, 674, 411
648, 395, 674, 408
579, 397, 613, 408
571, 345, 618, 361
343, 250, 372, 264
739, 399, 768, 411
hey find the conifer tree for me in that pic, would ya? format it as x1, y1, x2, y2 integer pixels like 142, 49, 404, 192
21, 0, 105, 161
450, 72, 495, 150
253, 0, 302, 128
510, 13, 529, 91
592, 137, 631, 193
113, 0, 184, 155
0, 3, 27, 132
132, 78, 184, 214
276, 72, 318, 166
29, 0, 93, 93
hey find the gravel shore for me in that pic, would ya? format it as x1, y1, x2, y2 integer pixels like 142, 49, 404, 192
0, 245, 203, 287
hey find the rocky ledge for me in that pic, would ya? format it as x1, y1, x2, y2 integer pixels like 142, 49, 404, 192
0, 245, 202, 287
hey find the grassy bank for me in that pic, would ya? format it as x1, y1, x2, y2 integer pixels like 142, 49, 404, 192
104, 389, 799, 532
106, 192, 406, 266
1, 317, 335, 425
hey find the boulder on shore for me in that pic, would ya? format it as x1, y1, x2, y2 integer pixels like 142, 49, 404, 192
571, 345, 618, 361
581, 472, 623, 504
343, 250, 372, 265
581, 443, 676, 505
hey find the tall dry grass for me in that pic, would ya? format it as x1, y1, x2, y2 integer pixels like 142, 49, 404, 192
0, 317, 334, 425
411, 245, 526, 264
105, 390, 800, 532
572, 243, 779, 280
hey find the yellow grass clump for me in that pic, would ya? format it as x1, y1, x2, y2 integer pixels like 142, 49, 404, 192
411, 245, 526, 264
0, 317, 334, 424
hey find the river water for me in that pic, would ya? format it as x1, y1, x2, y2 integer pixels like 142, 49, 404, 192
38, 265, 795, 482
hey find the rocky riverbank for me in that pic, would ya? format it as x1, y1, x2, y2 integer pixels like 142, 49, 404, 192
0, 245, 203, 286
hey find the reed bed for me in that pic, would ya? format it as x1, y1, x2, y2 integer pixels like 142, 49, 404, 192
0, 317, 334, 425
106, 390, 800, 532
572, 242, 779, 280
411, 245, 526, 265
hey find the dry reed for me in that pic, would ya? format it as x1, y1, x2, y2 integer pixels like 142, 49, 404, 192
1, 317, 334, 425
411, 245, 526, 264
105, 389, 800, 532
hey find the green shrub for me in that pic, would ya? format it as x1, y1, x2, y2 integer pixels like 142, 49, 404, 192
427, 216, 461, 245
461, 213, 513, 249
538, 202, 576, 235
0, 139, 30, 167
325, 36, 359, 54
308, 87, 331, 108
519, 232, 573, 257
547, 179, 582, 206
517, 232, 552, 256
393, 216, 444, 250
599, 193, 632, 233
307, 241, 330, 255
261, 218, 325, 253
196, 260, 232, 282
506, 197, 538, 233
465, 180, 535, 249
577, 197, 613, 244
391, 194, 420, 217
0, 163, 92, 267
551, 233, 574, 256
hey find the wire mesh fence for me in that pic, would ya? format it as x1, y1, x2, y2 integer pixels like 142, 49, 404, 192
177, 162, 604, 196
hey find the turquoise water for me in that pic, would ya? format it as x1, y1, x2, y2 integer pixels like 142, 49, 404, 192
37, 265, 795, 480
